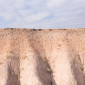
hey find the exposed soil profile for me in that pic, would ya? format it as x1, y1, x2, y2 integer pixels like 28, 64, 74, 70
0, 28, 85, 85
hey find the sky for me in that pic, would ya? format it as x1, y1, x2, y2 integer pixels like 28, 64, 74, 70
0, 0, 85, 29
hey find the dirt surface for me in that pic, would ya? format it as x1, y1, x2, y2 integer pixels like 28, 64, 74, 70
0, 28, 85, 85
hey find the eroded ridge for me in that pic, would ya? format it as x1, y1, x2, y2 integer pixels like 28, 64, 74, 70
0, 28, 85, 85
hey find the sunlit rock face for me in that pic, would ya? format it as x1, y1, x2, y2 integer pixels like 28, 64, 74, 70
0, 28, 85, 85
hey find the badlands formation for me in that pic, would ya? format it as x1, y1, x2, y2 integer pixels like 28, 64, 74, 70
0, 28, 85, 85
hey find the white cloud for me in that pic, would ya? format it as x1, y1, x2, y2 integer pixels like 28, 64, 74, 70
46, 0, 67, 9
26, 0, 42, 7
15, 11, 49, 23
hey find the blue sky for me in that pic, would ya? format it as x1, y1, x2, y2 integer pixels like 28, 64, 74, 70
0, 0, 85, 29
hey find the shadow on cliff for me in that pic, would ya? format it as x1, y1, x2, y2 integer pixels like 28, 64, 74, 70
5, 29, 21, 85
28, 30, 57, 85
5, 63, 21, 85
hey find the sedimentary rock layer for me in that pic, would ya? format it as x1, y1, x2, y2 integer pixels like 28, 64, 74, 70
0, 28, 85, 85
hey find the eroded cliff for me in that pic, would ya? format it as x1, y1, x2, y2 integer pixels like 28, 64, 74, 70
0, 28, 85, 85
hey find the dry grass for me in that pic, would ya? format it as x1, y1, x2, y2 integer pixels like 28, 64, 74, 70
41, 57, 46, 62
45, 67, 51, 73
21, 56, 27, 60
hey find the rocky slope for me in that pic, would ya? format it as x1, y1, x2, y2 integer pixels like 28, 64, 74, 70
0, 28, 85, 85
